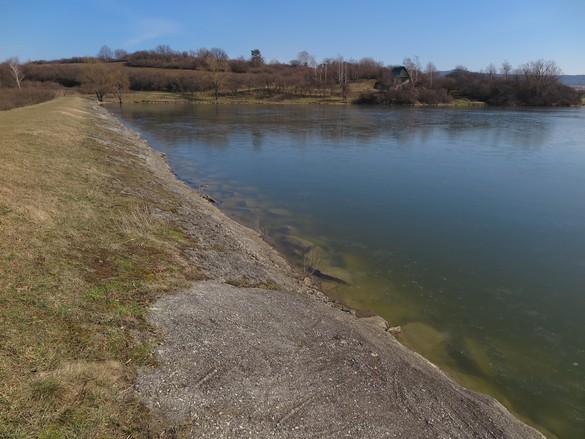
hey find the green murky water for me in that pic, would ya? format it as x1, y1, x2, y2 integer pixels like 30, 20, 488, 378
112, 103, 585, 438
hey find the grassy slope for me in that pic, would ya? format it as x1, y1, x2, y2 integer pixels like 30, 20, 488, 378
0, 97, 200, 438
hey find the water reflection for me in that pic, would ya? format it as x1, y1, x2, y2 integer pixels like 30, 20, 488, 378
120, 104, 553, 147
113, 103, 585, 439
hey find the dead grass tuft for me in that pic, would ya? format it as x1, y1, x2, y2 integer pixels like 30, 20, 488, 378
30, 377, 62, 401
118, 205, 158, 238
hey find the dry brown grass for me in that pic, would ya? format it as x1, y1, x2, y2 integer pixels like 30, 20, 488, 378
0, 87, 58, 111
0, 97, 200, 437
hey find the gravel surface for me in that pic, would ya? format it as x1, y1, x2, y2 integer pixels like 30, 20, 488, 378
138, 281, 543, 439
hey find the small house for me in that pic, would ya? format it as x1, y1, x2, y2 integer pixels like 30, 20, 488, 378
374, 66, 411, 91
390, 66, 411, 82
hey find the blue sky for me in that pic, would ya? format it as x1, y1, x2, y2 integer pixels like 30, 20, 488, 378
1, 0, 584, 74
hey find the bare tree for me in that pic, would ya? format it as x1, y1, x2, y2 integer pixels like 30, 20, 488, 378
356, 57, 382, 79
82, 64, 114, 102
403, 56, 422, 86
341, 81, 349, 101
207, 50, 229, 101
7, 57, 24, 89
97, 45, 113, 61
500, 61, 512, 81
114, 49, 128, 60
194, 47, 210, 59
209, 48, 228, 62
334, 57, 349, 100
316, 60, 330, 84
335, 57, 345, 84
425, 62, 437, 88
519, 60, 561, 89
111, 67, 129, 105
297, 51, 316, 68
155, 44, 173, 55
486, 63, 497, 80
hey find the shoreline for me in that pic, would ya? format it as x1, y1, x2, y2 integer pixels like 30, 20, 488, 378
101, 100, 547, 437
108, 90, 583, 108
0, 97, 545, 437
101, 90, 489, 108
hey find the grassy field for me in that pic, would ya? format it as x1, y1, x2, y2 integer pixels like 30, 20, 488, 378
0, 97, 200, 437
106, 84, 487, 107
101, 80, 376, 106
26, 62, 378, 106
125, 90, 348, 105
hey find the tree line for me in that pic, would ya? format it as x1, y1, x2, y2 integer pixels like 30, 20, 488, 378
360, 58, 581, 106
2, 45, 583, 107
25, 45, 391, 99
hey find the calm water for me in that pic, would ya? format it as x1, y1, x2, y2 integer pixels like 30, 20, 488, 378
112, 103, 585, 438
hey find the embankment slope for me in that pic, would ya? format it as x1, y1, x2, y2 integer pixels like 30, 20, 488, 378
0, 97, 544, 438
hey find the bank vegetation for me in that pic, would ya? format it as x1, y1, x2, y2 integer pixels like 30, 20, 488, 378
1, 46, 583, 109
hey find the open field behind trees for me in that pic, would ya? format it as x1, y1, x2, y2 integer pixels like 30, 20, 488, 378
99, 80, 376, 106
1, 46, 581, 109
22, 62, 364, 104
0, 97, 202, 437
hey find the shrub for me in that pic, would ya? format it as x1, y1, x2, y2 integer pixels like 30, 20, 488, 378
229, 59, 249, 73
24, 63, 83, 87
444, 68, 581, 106
0, 85, 59, 111
416, 87, 453, 105
353, 92, 382, 105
